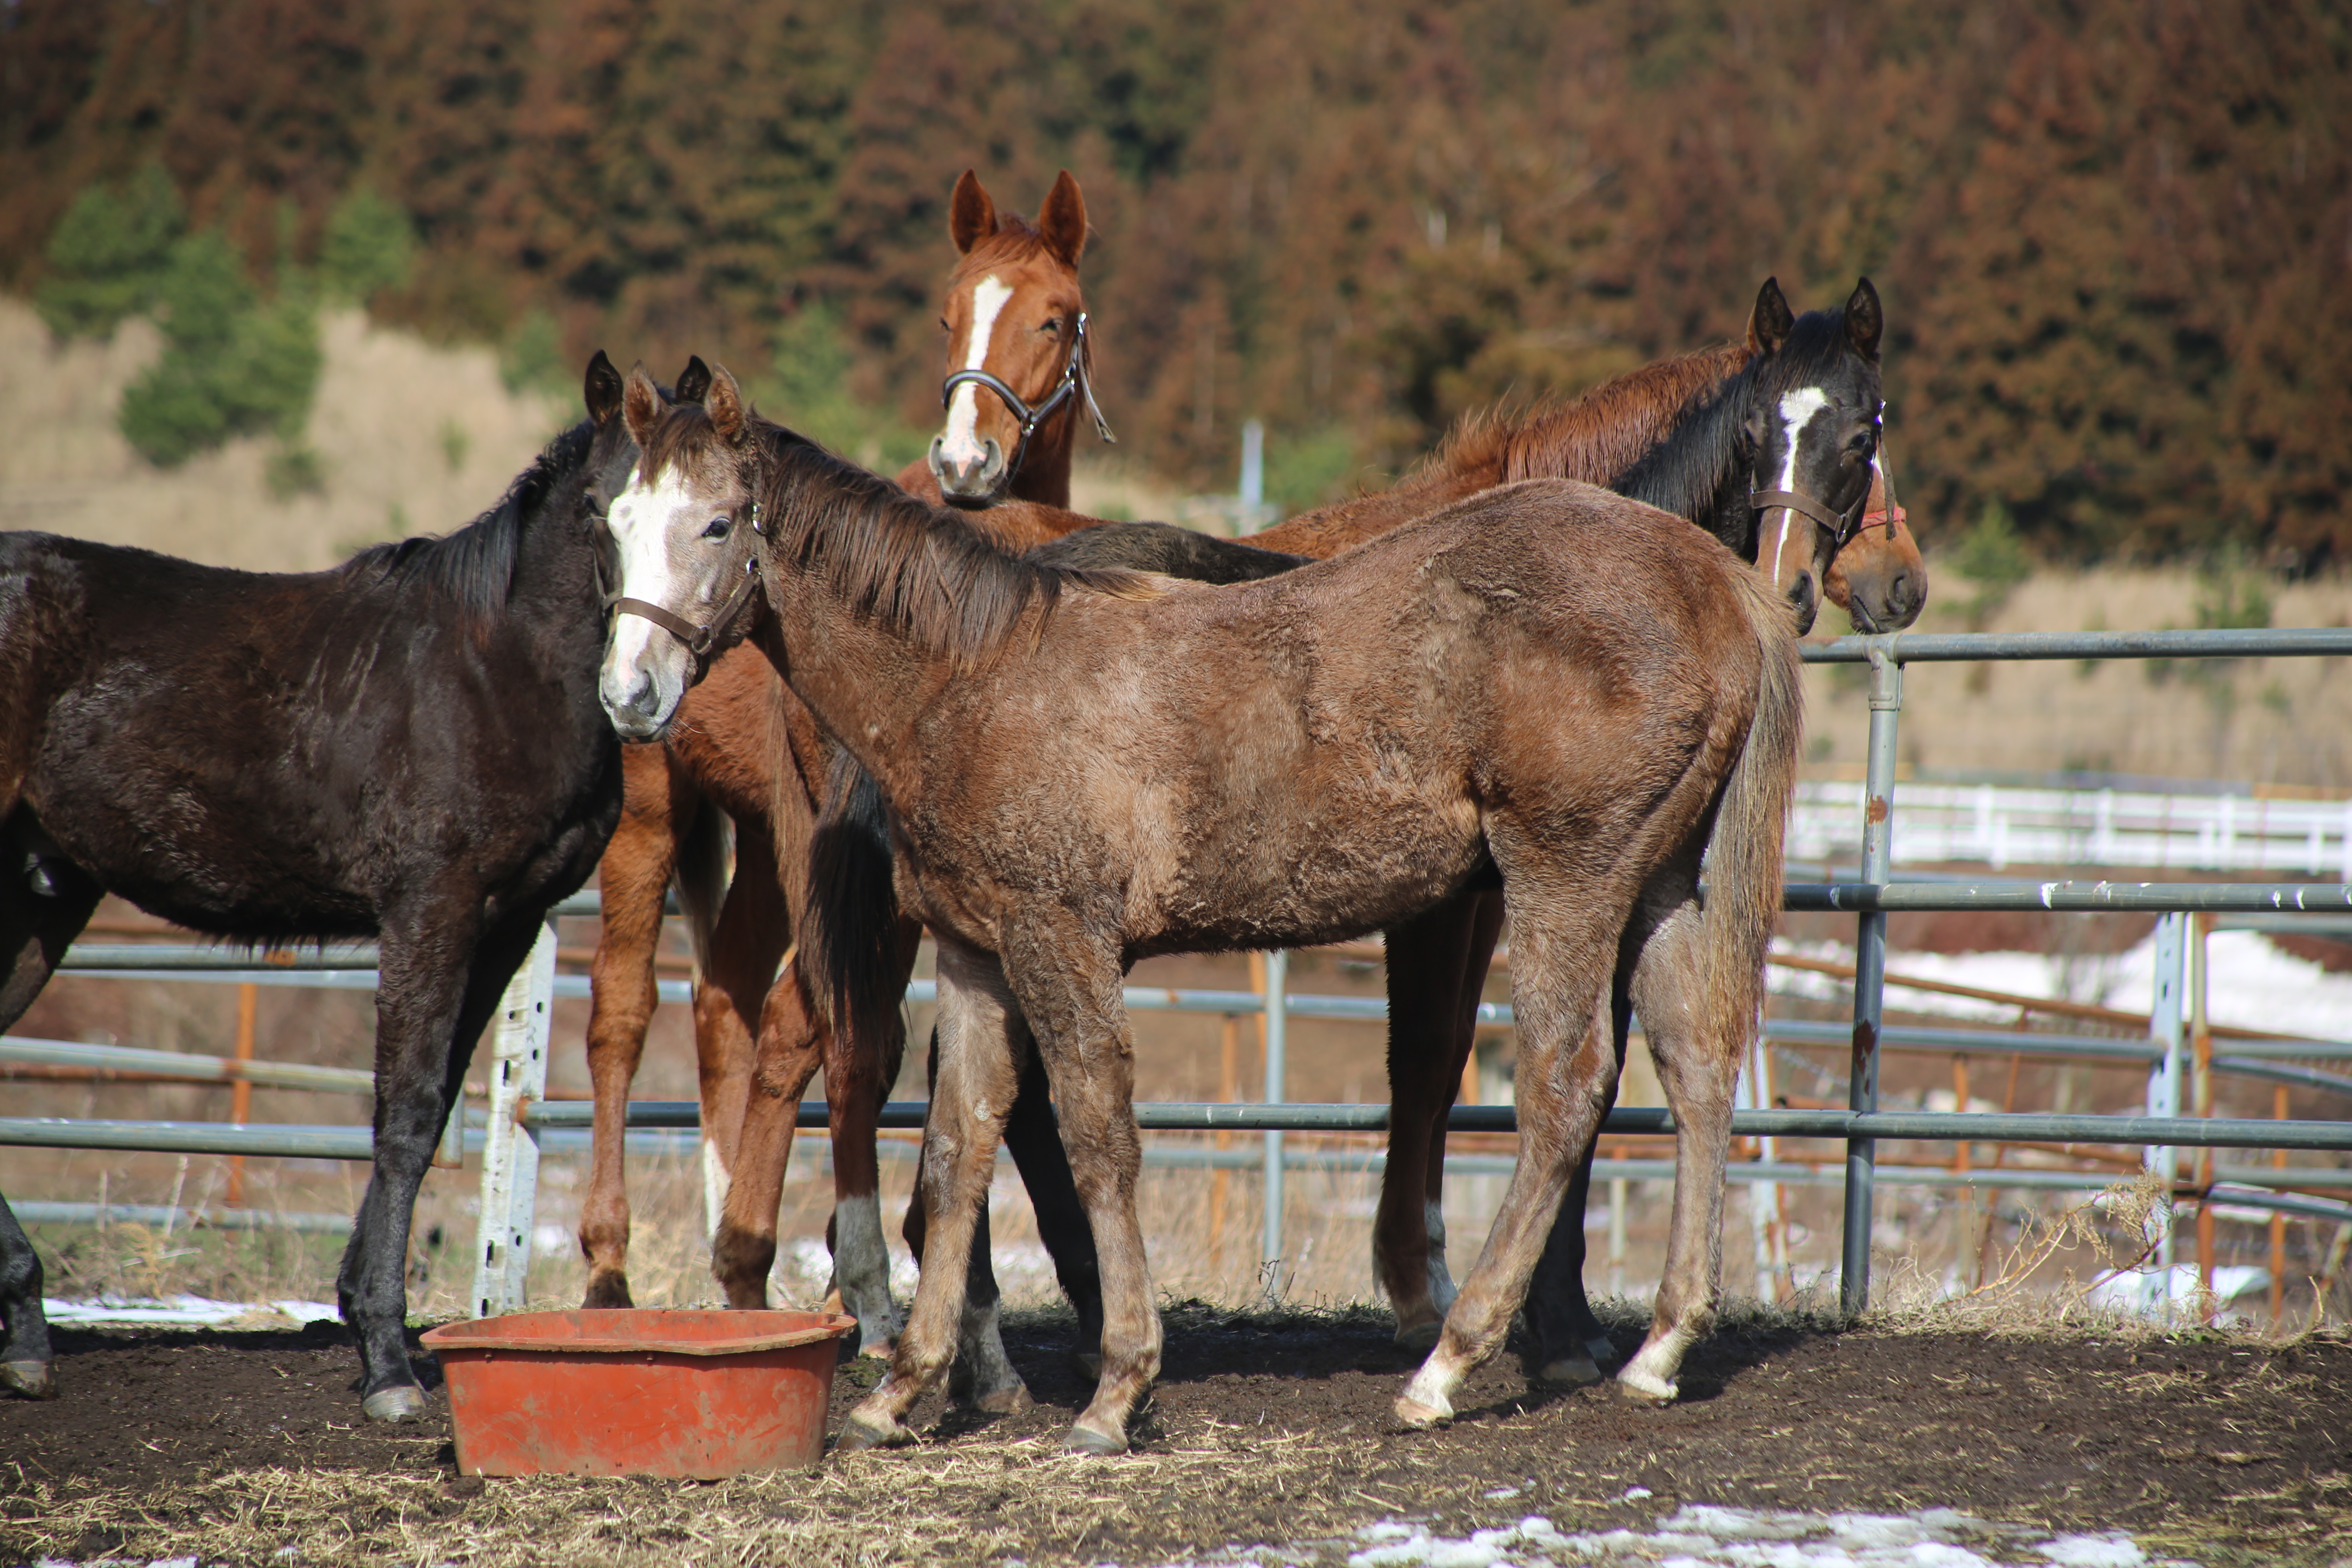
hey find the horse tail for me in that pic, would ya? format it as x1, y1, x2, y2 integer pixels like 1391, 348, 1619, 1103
799, 747, 904, 1063
672, 800, 733, 982
1701, 575, 1803, 1032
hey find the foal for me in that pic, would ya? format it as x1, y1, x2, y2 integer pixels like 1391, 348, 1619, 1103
0, 354, 638, 1418
599, 366, 1804, 1453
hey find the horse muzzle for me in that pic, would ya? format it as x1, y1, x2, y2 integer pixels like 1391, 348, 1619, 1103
599, 654, 684, 743
929, 433, 1007, 504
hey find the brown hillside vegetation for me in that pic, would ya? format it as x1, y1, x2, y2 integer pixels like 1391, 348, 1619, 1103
3, 0, 2347, 560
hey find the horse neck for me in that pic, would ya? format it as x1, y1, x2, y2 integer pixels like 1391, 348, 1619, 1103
744, 577, 951, 812
1605, 366, 1760, 558
1005, 410, 1076, 509
1498, 341, 1753, 489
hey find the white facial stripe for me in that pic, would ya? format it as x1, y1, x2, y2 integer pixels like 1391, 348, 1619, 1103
1768, 387, 1833, 586
938, 274, 1014, 465
600, 463, 695, 695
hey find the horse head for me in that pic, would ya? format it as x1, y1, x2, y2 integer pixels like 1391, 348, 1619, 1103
1733, 276, 1884, 634
599, 361, 767, 739
927, 169, 1113, 507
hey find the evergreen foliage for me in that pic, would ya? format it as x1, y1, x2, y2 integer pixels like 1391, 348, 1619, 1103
33, 165, 185, 339
318, 187, 416, 304
113, 228, 321, 468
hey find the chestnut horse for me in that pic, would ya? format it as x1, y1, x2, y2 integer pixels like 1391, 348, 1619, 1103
576, 171, 1114, 1366
597, 366, 1806, 1453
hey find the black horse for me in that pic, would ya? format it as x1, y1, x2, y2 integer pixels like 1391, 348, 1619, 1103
0, 354, 653, 1418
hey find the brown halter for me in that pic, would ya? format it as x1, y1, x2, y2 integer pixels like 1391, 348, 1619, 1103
602, 502, 767, 659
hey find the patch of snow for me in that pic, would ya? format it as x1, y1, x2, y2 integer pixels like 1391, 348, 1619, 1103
2029, 1539, 2145, 1568
1619, 1487, 1655, 1502
41, 1294, 336, 1328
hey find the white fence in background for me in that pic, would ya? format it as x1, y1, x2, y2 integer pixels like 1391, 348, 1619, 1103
1790, 781, 2352, 878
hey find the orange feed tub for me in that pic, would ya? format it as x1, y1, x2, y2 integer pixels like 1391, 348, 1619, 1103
422, 1308, 858, 1477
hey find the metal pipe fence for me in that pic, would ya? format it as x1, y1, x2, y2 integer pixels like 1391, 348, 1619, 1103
8, 626, 2352, 1321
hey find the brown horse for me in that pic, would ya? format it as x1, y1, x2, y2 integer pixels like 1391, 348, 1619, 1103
597, 365, 1807, 1453
706, 283, 1912, 1413
576, 170, 1111, 1364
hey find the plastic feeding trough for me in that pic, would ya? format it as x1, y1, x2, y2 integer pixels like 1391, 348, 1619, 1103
422, 1307, 858, 1477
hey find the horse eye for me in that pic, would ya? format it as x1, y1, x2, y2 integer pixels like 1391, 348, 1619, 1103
939, 317, 950, 332
1041, 317, 1063, 334
703, 517, 732, 541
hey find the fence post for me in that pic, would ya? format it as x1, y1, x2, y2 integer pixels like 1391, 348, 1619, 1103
471, 923, 556, 1319
1842, 639, 1902, 1316
2143, 911, 2186, 1287
1260, 948, 1289, 1294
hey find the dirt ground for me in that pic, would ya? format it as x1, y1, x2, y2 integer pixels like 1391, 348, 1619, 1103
3, 1304, 2348, 1566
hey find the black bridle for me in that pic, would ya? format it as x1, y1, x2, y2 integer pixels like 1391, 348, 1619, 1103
599, 500, 768, 660
937, 310, 1117, 482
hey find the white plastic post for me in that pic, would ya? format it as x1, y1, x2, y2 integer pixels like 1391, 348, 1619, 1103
1259, 947, 1288, 1295
2144, 911, 2186, 1278
471, 923, 556, 1318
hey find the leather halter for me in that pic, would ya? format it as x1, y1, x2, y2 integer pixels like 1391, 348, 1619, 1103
603, 501, 766, 659
938, 310, 1118, 481
1748, 402, 1883, 550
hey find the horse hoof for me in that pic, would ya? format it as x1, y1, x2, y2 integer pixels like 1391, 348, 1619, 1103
362, 1384, 429, 1423
1615, 1370, 1678, 1407
857, 1336, 896, 1362
972, 1380, 1033, 1417
1062, 1421, 1125, 1456
1392, 1320, 1442, 1356
1534, 1354, 1604, 1389
1586, 1336, 1619, 1370
836, 1410, 916, 1452
1392, 1394, 1450, 1431
0, 1359, 57, 1400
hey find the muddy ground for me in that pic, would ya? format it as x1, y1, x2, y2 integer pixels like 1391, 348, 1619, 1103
3, 1304, 2348, 1566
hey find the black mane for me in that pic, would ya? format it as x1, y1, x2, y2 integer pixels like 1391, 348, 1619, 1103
337, 418, 597, 628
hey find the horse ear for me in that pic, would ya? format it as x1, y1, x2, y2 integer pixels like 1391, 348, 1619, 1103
1748, 277, 1796, 356
584, 350, 624, 428
949, 169, 996, 255
622, 362, 664, 449
1845, 276, 1884, 361
1037, 170, 1088, 266
706, 363, 748, 444
675, 355, 712, 405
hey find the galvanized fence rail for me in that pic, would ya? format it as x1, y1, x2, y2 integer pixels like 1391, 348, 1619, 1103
8, 627, 2352, 1318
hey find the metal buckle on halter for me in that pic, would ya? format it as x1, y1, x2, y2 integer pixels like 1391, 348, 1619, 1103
1749, 486, 1867, 548
936, 312, 1118, 482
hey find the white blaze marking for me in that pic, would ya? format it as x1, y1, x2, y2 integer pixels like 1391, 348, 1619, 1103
937, 274, 1013, 470
1767, 387, 1831, 587
599, 463, 699, 716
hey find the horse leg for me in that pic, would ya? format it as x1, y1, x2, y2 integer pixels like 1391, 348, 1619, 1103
1525, 986, 1626, 1386
994, 916, 1157, 1455
1613, 886, 1740, 1406
0, 1193, 56, 1399
1000, 1039, 1104, 1375
1374, 895, 1483, 1351
840, 938, 1023, 1450
694, 813, 789, 1300
341, 905, 541, 1420
710, 961, 826, 1309
578, 745, 686, 1308
899, 1022, 1036, 1412
0, 835, 101, 1401
827, 915, 922, 1357
1396, 880, 1623, 1429
1427, 891, 1507, 1318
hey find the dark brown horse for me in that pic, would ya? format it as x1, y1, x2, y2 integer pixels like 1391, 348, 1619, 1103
577, 171, 1114, 1376
598, 366, 1805, 1453
0, 354, 643, 1419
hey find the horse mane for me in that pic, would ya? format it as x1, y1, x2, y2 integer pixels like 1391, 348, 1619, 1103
337, 419, 595, 630
1420, 341, 1754, 493
639, 404, 1153, 666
